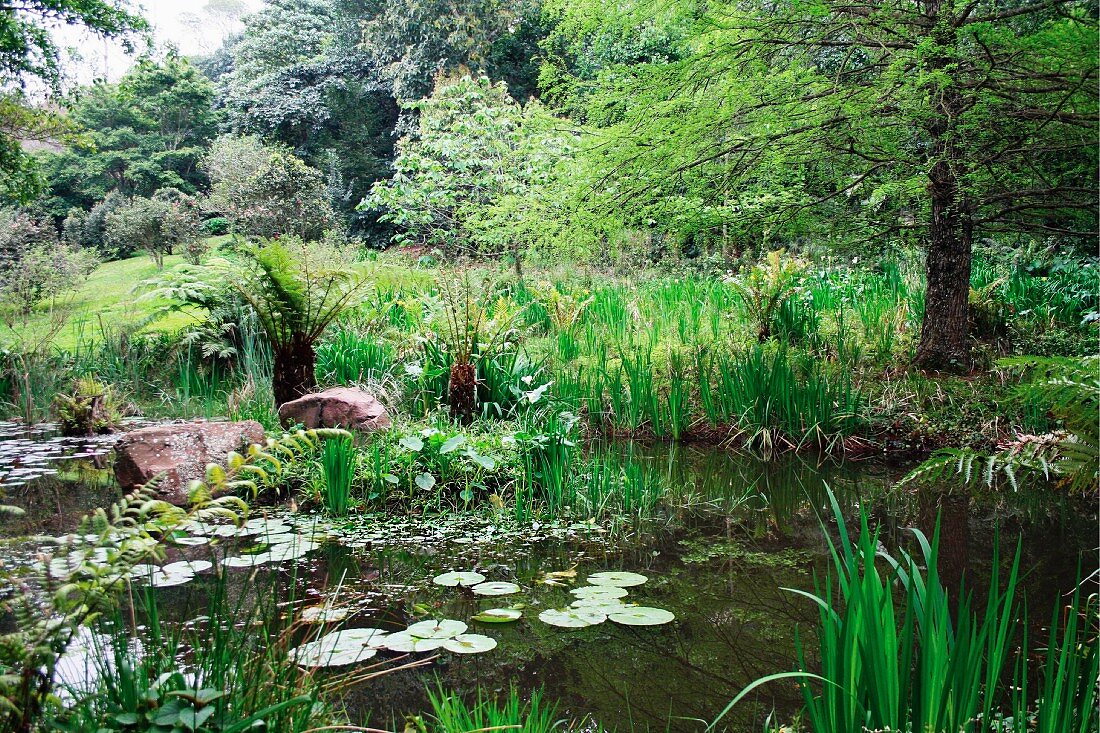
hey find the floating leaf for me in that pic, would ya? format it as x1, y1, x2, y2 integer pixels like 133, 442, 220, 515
163, 560, 212, 575
442, 633, 497, 654
289, 628, 388, 667
471, 608, 522, 623
407, 619, 467, 639
433, 571, 486, 587
538, 608, 606, 628
608, 606, 675, 626
471, 581, 521, 597
587, 571, 648, 587
571, 598, 633, 613
384, 632, 445, 653
301, 606, 351, 624
570, 585, 628, 599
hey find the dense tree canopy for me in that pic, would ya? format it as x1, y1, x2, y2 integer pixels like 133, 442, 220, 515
544, 0, 1099, 368
0, 0, 148, 203
34, 55, 217, 218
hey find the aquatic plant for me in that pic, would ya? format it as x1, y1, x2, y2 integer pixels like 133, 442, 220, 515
713, 492, 1098, 732
54, 576, 330, 732
420, 684, 563, 733
320, 436, 357, 516
52, 376, 121, 436
0, 428, 347, 731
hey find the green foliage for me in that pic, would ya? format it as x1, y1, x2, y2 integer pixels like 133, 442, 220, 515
202, 135, 338, 241
320, 436, 356, 515
53, 578, 327, 733
0, 1, 147, 202
0, 208, 98, 314
366, 75, 576, 266
420, 684, 562, 733
218, 0, 397, 234
715, 492, 1098, 733
902, 356, 1099, 495
105, 190, 203, 269
52, 375, 121, 436
34, 55, 216, 218
229, 237, 370, 403
728, 250, 808, 342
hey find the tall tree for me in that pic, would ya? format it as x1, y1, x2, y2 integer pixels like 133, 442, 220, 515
0, 0, 148, 203
218, 0, 399, 234
34, 54, 216, 218
548, 0, 1098, 369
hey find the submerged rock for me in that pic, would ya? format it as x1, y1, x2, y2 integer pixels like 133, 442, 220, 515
113, 420, 265, 505
277, 387, 391, 433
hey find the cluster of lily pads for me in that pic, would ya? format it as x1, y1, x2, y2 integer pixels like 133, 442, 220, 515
288, 618, 497, 667
0, 421, 129, 487
538, 571, 675, 628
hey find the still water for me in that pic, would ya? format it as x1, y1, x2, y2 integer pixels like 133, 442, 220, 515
1, 432, 1095, 731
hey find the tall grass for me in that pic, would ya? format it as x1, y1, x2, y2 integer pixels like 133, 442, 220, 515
53, 577, 329, 732
715, 492, 1099, 732
321, 436, 357, 515
423, 684, 563, 733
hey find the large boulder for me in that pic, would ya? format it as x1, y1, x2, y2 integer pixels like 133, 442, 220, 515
278, 387, 391, 433
114, 420, 265, 505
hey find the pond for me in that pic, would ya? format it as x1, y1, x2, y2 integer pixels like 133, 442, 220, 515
1, 429, 1096, 732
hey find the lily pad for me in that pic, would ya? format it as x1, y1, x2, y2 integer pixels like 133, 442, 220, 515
471, 608, 522, 623
301, 605, 351, 624
538, 608, 606, 628
570, 598, 633, 613
289, 628, 388, 667
407, 619, 467, 639
163, 560, 212, 575
570, 585, 628, 599
383, 632, 446, 653
442, 633, 497, 654
471, 581, 521, 597
608, 606, 675, 626
433, 571, 486, 587
587, 571, 648, 587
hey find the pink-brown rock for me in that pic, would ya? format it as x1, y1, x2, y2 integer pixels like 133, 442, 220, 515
114, 420, 265, 505
277, 387, 391, 432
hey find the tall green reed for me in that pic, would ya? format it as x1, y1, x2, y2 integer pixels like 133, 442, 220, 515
715, 491, 1098, 733
321, 436, 357, 516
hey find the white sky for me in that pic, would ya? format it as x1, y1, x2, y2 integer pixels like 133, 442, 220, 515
56, 0, 263, 84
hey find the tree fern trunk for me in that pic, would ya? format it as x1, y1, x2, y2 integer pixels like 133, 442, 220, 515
449, 361, 477, 425
273, 335, 316, 406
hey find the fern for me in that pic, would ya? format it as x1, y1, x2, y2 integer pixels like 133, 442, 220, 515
901, 356, 1098, 494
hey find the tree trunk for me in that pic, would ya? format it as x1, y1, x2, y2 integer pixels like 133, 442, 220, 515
915, 5, 972, 371
449, 361, 477, 425
916, 159, 972, 370
272, 335, 316, 406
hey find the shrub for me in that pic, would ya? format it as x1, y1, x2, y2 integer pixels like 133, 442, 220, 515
105, 190, 202, 267
201, 216, 229, 235
52, 376, 122, 436
203, 135, 338, 241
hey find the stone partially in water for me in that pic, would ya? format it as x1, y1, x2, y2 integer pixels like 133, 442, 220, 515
113, 420, 265, 505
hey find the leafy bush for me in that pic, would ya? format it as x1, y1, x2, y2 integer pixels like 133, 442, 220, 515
0, 210, 98, 315
727, 249, 808, 342
201, 216, 229, 235
203, 135, 337, 241
52, 376, 121, 436
105, 190, 203, 268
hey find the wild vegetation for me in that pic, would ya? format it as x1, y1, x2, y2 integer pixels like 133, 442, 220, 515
0, 0, 1095, 731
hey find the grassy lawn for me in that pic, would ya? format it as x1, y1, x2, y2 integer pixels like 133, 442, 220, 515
1, 254, 197, 351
